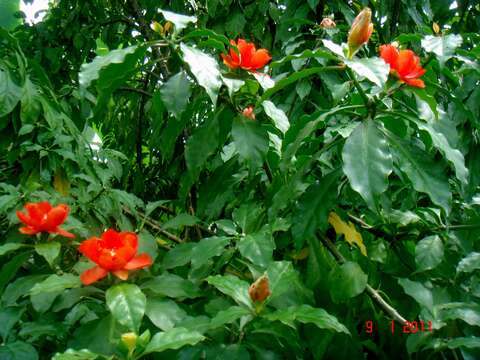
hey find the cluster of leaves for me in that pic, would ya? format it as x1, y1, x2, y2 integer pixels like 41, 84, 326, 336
1, 0, 480, 359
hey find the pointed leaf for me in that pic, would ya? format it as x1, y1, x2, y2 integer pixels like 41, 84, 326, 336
415, 235, 444, 271
106, 283, 146, 332
206, 275, 253, 309
34, 242, 61, 267
328, 261, 368, 303
159, 10, 197, 32
232, 116, 269, 166
345, 57, 390, 87
421, 34, 462, 64
144, 327, 205, 354
160, 71, 191, 118
262, 100, 290, 133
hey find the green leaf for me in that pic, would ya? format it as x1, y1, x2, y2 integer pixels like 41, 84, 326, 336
262, 100, 290, 133
206, 275, 253, 309
345, 57, 390, 87
34, 242, 61, 267
232, 116, 269, 167
322, 40, 345, 58
0, 306, 25, 341
0, 0, 20, 30
0, 341, 38, 360
29, 274, 81, 296
424, 337, 480, 351
0, 65, 22, 117
457, 252, 480, 273
144, 327, 205, 355
421, 34, 462, 65
145, 298, 187, 331
342, 119, 392, 210
190, 236, 230, 269
52, 349, 100, 360
160, 10, 197, 32
0, 252, 31, 294
264, 304, 350, 334
2, 275, 47, 306
415, 235, 444, 271
79, 45, 144, 90
398, 278, 433, 311
328, 261, 368, 303
142, 273, 202, 299
185, 114, 220, 175
163, 213, 200, 230
209, 306, 251, 329
271, 48, 337, 68
160, 71, 191, 118
162, 243, 195, 269
180, 43, 222, 105
222, 76, 245, 97
106, 283, 146, 332
237, 229, 274, 268
384, 130, 451, 213
292, 170, 341, 249
436, 302, 480, 327
0, 243, 25, 256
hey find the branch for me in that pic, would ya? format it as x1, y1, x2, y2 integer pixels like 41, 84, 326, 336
317, 233, 408, 325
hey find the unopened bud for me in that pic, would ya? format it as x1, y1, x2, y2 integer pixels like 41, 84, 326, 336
242, 106, 255, 120
347, 8, 373, 59
151, 21, 163, 34
433, 22, 440, 34
249, 275, 271, 302
163, 21, 173, 34
121, 332, 137, 353
320, 18, 336, 29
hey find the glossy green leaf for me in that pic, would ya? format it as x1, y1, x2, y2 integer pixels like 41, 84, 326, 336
162, 243, 195, 269
328, 261, 368, 303
162, 213, 199, 230
262, 100, 290, 133
436, 302, 480, 327
34, 242, 61, 267
52, 349, 99, 360
0, 252, 32, 294
237, 229, 274, 268
29, 274, 81, 296
271, 48, 337, 68
160, 71, 191, 118
384, 130, 451, 212
106, 283, 146, 332
206, 274, 253, 309
190, 236, 230, 269
144, 327, 205, 354
209, 306, 251, 329
342, 119, 392, 210
292, 170, 341, 249
180, 43, 222, 105
421, 34, 462, 64
457, 252, 480, 273
142, 273, 202, 299
0, 65, 22, 117
345, 57, 390, 87
415, 235, 444, 271
264, 304, 350, 334
232, 116, 269, 167
145, 298, 187, 331
398, 278, 433, 311
0, 306, 25, 341
0, 341, 38, 360
0, 243, 25, 256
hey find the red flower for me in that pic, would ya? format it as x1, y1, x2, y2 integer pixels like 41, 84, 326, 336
16, 201, 75, 238
221, 39, 271, 71
79, 229, 152, 285
380, 44, 426, 88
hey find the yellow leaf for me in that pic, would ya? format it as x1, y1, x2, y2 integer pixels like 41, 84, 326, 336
328, 212, 367, 256
53, 169, 70, 196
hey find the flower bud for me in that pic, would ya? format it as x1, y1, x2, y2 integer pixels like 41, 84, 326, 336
151, 21, 163, 34
320, 18, 336, 29
347, 8, 373, 58
249, 275, 271, 302
433, 22, 440, 34
242, 106, 255, 120
163, 21, 173, 34
121, 332, 137, 354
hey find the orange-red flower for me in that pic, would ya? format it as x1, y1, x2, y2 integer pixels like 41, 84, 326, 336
16, 201, 75, 238
221, 39, 271, 71
79, 229, 152, 285
379, 44, 426, 88
242, 106, 255, 120
347, 8, 373, 58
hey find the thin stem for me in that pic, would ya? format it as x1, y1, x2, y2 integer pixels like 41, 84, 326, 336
346, 67, 370, 108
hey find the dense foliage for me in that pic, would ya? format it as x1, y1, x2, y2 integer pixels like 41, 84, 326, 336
1, 0, 480, 359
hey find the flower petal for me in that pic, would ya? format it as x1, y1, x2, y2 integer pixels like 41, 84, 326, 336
79, 237, 102, 263
249, 49, 272, 70
51, 227, 75, 238
16, 210, 33, 227
47, 204, 69, 228
19, 226, 39, 235
80, 266, 109, 285
379, 45, 398, 68
404, 78, 425, 88
124, 253, 153, 270
112, 269, 129, 280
